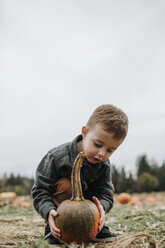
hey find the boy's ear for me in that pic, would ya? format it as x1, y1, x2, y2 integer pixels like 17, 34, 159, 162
81, 126, 88, 138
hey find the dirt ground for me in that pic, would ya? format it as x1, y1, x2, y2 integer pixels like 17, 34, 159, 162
0, 193, 165, 248
0, 215, 44, 247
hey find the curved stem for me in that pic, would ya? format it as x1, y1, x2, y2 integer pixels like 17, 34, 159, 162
71, 152, 85, 201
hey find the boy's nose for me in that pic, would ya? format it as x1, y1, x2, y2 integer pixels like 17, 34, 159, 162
98, 150, 106, 158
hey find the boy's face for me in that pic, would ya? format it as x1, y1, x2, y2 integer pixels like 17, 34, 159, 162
81, 124, 124, 164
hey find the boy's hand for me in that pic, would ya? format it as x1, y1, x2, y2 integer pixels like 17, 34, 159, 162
48, 209, 61, 239
92, 196, 105, 232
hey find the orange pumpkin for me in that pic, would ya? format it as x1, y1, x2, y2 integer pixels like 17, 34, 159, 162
118, 193, 131, 204
138, 194, 146, 201
55, 152, 100, 244
129, 196, 142, 206
145, 197, 155, 203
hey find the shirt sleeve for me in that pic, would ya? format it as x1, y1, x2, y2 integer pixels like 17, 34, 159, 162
31, 152, 57, 222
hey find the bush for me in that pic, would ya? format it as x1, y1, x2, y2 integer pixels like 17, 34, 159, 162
136, 172, 159, 192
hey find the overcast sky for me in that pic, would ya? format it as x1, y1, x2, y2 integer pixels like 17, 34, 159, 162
1, 0, 165, 178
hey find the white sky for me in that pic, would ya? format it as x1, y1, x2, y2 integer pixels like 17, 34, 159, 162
1, 0, 165, 177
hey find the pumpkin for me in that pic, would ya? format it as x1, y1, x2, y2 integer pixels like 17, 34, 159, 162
138, 194, 146, 201
145, 197, 155, 203
0, 192, 17, 199
129, 196, 141, 206
55, 152, 100, 244
118, 193, 131, 204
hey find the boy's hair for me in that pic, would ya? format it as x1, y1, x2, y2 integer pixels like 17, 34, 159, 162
86, 104, 128, 140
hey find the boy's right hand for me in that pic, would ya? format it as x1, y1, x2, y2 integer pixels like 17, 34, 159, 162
48, 209, 61, 239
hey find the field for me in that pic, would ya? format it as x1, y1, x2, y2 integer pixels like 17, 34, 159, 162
0, 193, 165, 248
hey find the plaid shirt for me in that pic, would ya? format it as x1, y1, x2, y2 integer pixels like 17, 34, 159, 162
32, 135, 114, 222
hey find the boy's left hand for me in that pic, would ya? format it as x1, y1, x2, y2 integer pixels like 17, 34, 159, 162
92, 196, 105, 232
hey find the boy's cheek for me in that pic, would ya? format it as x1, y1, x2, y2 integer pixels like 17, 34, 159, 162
83, 143, 93, 154
85, 150, 97, 158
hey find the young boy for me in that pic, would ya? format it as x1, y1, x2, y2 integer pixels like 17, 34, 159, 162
32, 104, 128, 245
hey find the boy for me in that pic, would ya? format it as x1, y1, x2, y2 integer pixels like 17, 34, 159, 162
32, 104, 128, 245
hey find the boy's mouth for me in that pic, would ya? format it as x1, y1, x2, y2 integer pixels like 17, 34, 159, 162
92, 157, 101, 163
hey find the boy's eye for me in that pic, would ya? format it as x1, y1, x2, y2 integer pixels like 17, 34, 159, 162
94, 142, 102, 148
107, 149, 112, 153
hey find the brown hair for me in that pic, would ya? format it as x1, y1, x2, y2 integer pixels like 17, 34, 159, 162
86, 104, 128, 140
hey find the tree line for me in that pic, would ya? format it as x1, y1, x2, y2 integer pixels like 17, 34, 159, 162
112, 154, 165, 193
0, 154, 165, 195
0, 174, 34, 196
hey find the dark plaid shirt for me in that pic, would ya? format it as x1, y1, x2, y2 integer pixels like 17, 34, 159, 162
32, 135, 114, 222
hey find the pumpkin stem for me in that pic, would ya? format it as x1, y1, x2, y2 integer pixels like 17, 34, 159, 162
71, 152, 85, 201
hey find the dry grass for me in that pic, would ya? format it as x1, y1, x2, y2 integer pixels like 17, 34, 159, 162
0, 192, 164, 248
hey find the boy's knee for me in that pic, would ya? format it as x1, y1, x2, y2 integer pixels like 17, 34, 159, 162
52, 178, 72, 206
55, 178, 72, 193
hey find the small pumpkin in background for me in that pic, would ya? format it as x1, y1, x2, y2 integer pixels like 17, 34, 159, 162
138, 194, 146, 201
118, 193, 131, 204
145, 197, 155, 203
55, 152, 100, 244
129, 196, 142, 206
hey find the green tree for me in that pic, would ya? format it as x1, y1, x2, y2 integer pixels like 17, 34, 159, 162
148, 160, 165, 191
156, 162, 165, 190
136, 172, 159, 192
127, 172, 136, 193
136, 155, 151, 177
0, 174, 34, 195
6, 173, 16, 186
116, 167, 128, 193
111, 165, 119, 192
